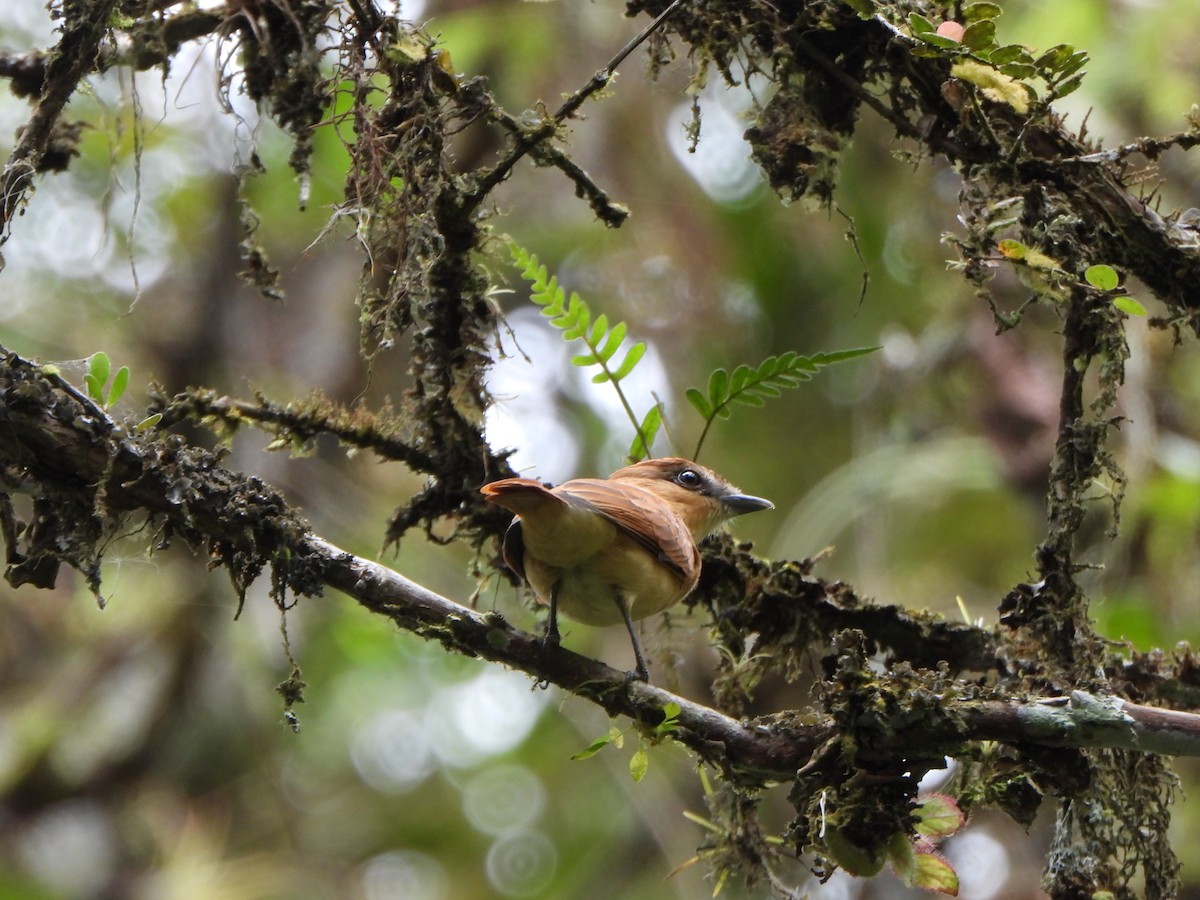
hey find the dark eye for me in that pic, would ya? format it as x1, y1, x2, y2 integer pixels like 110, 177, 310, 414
676, 469, 702, 488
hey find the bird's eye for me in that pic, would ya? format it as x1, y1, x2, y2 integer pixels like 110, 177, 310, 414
676, 469, 702, 488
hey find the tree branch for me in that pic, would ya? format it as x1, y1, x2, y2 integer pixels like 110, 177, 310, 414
3, 346, 1200, 787
0, 0, 120, 231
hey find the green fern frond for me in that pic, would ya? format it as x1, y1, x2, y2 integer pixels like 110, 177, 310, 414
510, 242, 654, 458
688, 347, 879, 458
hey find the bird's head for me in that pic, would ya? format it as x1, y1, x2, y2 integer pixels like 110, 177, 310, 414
609, 457, 774, 539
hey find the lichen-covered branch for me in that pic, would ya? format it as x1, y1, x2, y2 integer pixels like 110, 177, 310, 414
4, 345, 1200, 787
151, 387, 441, 473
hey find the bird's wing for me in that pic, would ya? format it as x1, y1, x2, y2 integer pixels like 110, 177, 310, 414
555, 478, 700, 579
481, 478, 561, 582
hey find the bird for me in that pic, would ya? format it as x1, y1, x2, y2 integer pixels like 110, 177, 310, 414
480, 457, 773, 680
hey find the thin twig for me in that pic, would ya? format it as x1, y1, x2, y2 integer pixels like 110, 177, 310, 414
464, 0, 686, 209
1060, 130, 1200, 165
490, 107, 629, 226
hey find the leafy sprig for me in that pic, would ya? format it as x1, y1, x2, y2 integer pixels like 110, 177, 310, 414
71, 351, 160, 430
570, 701, 681, 783
908, 6, 1089, 108
84, 351, 129, 410
510, 244, 877, 462
685, 348, 879, 459
510, 243, 661, 458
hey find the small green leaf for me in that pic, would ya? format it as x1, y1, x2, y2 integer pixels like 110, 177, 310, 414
1113, 297, 1147, 317
135, 413, 162, 431
572, 727, 620, 760
106, 366, 130, 408
1058, 51, 1089, 79
997, 238, 1027, 259
588, 313, 608, 347
997, 62, 1037, 80
1035, 43, 1074, 71
610, 341, 646, 381
825, 828, 886, 878
918, 31, 966, 50
748, 382, 782, 399
84, 374, 103, 403
556, 321, 583, 339
1084, 264, 1119, 291
591, 370, 612, 384
539, 275, 559, 307
571, 353, 598, 367
888, 830, 917, 885
988, 44, 1031, 65
88, 351, 110, 388
707, 368, 730, 407
914, 794, 966, 838
1054, 72, 1085, 98
630, 748, 649, 782
629, 404, 662, 462
908, 12, 935, 34
597, 321, 628, 361
685, 387, 713, 419
656, 701, 681, 735
913, 850, 959, 895
811, 346, 881, 365
962, 1, 1002, 22
960, 20, 996, 52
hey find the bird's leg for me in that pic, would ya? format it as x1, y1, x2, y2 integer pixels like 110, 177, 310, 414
544, 583, 561, 649
614, 595, 650, 682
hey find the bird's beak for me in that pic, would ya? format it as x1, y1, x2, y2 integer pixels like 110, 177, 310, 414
719, 493, 774, 516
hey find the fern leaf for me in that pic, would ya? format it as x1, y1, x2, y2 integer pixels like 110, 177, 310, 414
509, 242, 652, 448
690, 345, 881, 459
729, 365, 751, 395
744, 383, 781, 400
811, 347, 879, 365
597, 321, 627, 361
589, 314, 608, 347
611, 342, 646, 381
686, 388, 712, 419
707, 368, 730, 409
629, 403, 663, 462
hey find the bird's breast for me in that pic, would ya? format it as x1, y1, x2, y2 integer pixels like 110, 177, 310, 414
523, 535, 695, 626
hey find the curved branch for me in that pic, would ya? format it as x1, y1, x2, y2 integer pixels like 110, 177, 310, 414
3, 346, 1200, 786
304, 535, 1200, 768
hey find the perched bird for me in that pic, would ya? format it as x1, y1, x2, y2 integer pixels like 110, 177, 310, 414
480, 457, 773, 680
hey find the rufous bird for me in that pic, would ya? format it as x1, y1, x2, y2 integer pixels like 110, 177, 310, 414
480, 457, 773, 680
